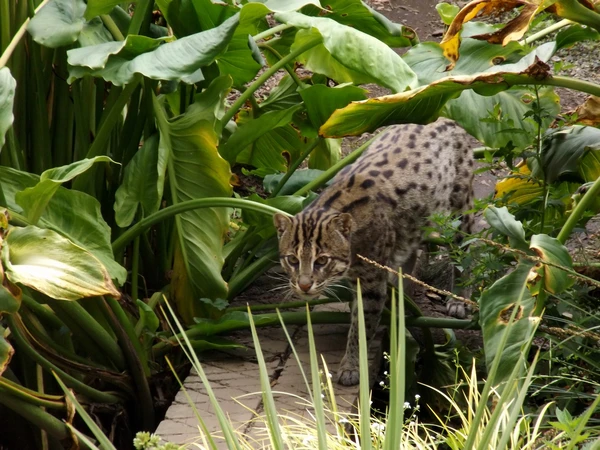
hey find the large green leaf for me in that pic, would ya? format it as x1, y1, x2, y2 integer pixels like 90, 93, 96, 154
153, 95, 233, 323
309, 138, 341, 170
0, 167, 127, 285
403, 38, 559, 148
529, 234, 574, 294
484, 206, 529, 251
220, 104, 303, 166
275, 12, 418, 93
300, 83, 367, 131
67, 14, 240, 85
250, 0, 321, 12
2, 226, 120, 300
27, 0, 86, 48
85, 0, 136, 20
537, 126, 600, 183
264, 169, 324, 195
0, 68, 16, 151
15, 156, 114, 225
217, 4, 270, 85
0, 325, 14, 377
302, 0, 417, 47
114, 135, 164, 228
319, 58, 552, 137
479, 262, 537, 382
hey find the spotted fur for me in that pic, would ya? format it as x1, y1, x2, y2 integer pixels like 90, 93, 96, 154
274, 119, 474, 386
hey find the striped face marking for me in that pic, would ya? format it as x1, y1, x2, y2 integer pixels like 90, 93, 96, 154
273, 210, 353, 297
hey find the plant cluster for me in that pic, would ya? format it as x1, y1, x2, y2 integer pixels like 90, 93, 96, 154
0, 0, 599, 446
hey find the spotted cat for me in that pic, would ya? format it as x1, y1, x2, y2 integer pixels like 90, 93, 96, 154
273, 119, 474, 386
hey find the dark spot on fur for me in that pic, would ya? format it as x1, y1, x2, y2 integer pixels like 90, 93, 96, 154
424, 158, 432, 164
430, 131, 437, 138
454, 141, 463, 150
369, 170, 380, 177
413, 163, 420, 173
407, 141, 416, 149
413, 152, 421, 157
423, 142, 430, 149
397, 159, 408, 169
393, 147, 403, 154
383, 170, 394, 179
391, 133, 400, 144
433, 150, 440, 158
341, 196, 371, 213
420, 184, 429, 191
361, 179, 375, 189
409, 134, 416, 140
458, 157, 464, 165
468, 159, 474, 167
426, 171, 433, 179
347, 174, 356, 189
438, 173, 442, 181
395, 187, 407, 196
322, 191, 342, 208
377, 192, 398, 208
453, 184, 462, 192
408, 182, 417, 190
374, 158, 389, 167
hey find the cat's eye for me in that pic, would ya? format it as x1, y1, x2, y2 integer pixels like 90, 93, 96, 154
286, 255, 299, 266
314, 256, 329, 266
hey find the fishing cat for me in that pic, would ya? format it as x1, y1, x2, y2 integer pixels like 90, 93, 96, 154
274, 119, 474, 386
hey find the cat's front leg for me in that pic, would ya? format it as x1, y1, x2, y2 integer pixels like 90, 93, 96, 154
337, 271, 387, 386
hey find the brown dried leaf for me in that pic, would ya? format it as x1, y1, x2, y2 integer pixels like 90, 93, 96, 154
441, 0, 541, 70
572, 95, 600, 126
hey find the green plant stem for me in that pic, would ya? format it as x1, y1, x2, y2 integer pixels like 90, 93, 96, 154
259, 43, 306, 89
294, 135, 378, 196
101, 14, 125, 40
6, 314, 122, 404
227, 297, 340, 312
84, 78, 141, 160
520, 19, 572, 45
127, 0, 152, 36
0, 378, 65, 410
271, 138, 321, 197
50, 300, 126, 370
112, 198, 290, 253
152, 311, 474, 358
131, 234, 141, 302
227, 248, 279, 299
0, 0, 11, 54
252, 23, 293, 41
0, 392, 70, 442
220, 35, 321, 127
0, 0, 51, 68
557, 174, 600, 244
102, 297, 154, 430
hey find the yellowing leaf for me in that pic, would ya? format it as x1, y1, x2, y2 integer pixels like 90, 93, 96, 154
441, 0, 542, 69
3, 226, 120, 301
494, 163, 543, 205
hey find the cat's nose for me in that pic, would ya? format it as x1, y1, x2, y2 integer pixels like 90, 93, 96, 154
298, 277, 313, 293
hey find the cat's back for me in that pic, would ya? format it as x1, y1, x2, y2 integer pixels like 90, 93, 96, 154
313, 118, 474, 220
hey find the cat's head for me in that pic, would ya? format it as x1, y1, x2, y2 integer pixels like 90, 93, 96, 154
273, 211, 354, 298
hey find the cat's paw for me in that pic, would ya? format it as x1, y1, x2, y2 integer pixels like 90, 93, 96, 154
336, 367, 360, 386
446, 300, 467, 318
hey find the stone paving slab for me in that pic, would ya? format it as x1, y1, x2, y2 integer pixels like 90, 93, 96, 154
155, 303, 384, 448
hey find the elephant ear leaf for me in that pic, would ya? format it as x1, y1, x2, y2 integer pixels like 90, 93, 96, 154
154, 94, 233, 323
2, 226, 120, 301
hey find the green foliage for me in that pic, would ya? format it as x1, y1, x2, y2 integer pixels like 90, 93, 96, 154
1, 0, 600, 444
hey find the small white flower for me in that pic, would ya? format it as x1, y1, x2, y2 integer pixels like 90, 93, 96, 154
415, 404, 421, 411
415, 394, 421, 400
409, 421, 416, 426
339, 418, 349, 424
321, 393, 325, 398
379, 381, 385, 386
404, 402, 411, 409
327, 372, 333, 378
383, 371, 388, 376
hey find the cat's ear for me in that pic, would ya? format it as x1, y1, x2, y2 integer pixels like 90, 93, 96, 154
332, 213, 353, 237
273, 213, 292, 236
